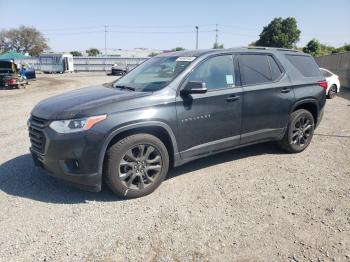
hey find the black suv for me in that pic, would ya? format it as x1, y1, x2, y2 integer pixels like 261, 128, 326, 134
29, 47, 326, 198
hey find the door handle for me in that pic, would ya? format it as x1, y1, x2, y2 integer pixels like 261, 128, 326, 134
226, 95, 240, 102
281, 88, 291, 93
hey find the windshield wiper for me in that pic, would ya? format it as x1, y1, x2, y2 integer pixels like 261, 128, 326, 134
114, 85, 135, 91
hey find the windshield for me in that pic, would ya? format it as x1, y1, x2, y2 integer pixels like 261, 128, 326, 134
113, 56, 194, 92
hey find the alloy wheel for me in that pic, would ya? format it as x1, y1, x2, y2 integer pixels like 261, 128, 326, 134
119, 144, 162, 190
291, 116, 313, 148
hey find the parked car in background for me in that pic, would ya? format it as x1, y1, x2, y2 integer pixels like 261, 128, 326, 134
0, 60, 35, 89
111, 63, 128, 76
29, 47, 326, 198
320, 68, 341, 99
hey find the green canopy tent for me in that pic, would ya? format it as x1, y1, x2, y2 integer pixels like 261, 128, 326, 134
0, 51, 30, 60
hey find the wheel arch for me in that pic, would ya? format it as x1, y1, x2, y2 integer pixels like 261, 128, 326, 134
291, 99, 319, 125
98, 121, 179, 175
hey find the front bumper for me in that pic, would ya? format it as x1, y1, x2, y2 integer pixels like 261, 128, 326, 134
29, 122, 105, 192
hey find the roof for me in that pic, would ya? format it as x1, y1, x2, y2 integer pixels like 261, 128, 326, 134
157, 47, 303, 58
0, 51, 30, 60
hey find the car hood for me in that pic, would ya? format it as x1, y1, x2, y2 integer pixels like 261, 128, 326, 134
31, 85, 151, 120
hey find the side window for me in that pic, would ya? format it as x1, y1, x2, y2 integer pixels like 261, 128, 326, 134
285, 55, 321, 77
188, 55, 235, 90
239, 54, 272, 85
268, 55, 283, 81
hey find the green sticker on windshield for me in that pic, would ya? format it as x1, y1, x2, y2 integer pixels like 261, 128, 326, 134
226, 75, 234, 85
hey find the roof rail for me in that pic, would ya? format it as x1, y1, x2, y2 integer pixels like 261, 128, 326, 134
247, 46, 267, 50
245, 46, 301, 53
276, 48, 300, 52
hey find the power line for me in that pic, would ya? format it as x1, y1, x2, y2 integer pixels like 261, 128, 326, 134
107, 24, 216, 29
44, 30, 215, 36
41, 26, 105, 32
40, 24, 217, 32
44, 30, 104, 36
220, 31, 257, 37
219, 24, 258, 30
108, 30, 214, 34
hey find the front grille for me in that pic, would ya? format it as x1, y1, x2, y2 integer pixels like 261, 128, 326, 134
28, 116, 48, 154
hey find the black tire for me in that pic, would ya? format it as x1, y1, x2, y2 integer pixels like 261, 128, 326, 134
104, 134, 169, 198
278, 109, 315, 153
327, 85, 337, 99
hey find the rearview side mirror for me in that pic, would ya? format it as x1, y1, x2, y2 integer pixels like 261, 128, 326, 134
180, 81, 207, 96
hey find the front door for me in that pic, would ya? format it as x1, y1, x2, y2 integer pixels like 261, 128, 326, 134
176, 54, 242, 159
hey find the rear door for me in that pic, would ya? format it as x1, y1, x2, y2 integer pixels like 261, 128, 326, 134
238, 53, 295, 144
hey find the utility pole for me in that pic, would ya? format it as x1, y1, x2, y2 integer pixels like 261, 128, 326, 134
215, 24, 218, 47
195, 26, 199, 49
104, 25, 108, 72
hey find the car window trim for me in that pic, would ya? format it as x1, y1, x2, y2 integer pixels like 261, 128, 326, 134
267, 55, 284, 82
237, 53, 286, 87
177, 53, 239, 95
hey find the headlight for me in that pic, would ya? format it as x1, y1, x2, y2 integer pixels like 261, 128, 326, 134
49, 115, 107, 134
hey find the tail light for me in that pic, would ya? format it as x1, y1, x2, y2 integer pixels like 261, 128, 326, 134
6, 79, 17, 85
318, 80, 328, 90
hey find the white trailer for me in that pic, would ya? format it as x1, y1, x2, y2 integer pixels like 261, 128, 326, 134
39, 53, 74, 73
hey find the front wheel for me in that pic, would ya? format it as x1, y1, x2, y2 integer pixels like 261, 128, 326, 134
104, 134, 169, 198
278, 109, 315, 153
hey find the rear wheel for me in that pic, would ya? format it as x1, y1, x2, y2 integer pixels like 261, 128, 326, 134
104, 134, 169, 198
327, 85, 337, 99
278, 109, 315, 153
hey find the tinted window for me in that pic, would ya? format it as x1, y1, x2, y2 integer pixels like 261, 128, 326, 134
286, 55, 321, 77
239, 54, 271, 85
268, 55, 283, 81
188, 55, 235, 90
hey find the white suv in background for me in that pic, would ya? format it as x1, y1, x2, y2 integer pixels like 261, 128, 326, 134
320, 68, 341, 99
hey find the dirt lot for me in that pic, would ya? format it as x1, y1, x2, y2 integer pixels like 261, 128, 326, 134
0, 73, 349, 261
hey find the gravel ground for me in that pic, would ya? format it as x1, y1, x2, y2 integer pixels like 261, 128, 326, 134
0, 73, 349, 261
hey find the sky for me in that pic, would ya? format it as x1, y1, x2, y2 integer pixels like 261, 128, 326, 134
0, 0, 349, 52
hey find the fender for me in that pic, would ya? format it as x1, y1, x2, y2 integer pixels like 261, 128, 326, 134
97, 121, 179, 174
290, 98, 320, 115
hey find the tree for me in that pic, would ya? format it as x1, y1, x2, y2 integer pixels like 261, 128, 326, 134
70, 51, 83, 56
333, 43, 350, 54
319, 43, 335, 56
0, 26, 49, 56
86, 48, 100, 56
171, 47, 186, 51
213, 43, 224, 49
256, 17, 301, 48
303, 39, 321, 57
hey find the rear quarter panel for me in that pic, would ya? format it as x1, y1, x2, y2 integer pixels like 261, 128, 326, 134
276, 53, 326, 118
